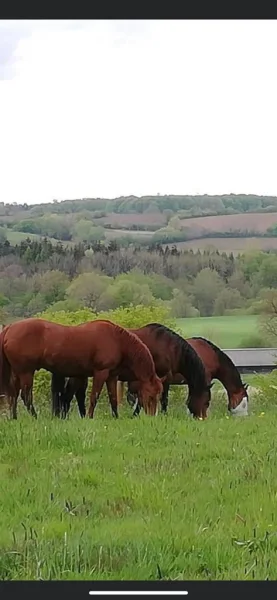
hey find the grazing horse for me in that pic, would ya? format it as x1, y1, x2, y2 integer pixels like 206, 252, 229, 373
0, 318, 164, 419
127, 336, 249, 417
52, 323, 212, 420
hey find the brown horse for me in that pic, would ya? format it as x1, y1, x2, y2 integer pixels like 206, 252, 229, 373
0, 318, 164, 419
127, 336, 249, 417
52, 323, 212, 419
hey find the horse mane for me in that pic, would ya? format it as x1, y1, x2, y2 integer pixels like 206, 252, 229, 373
144, 323, 208, 394
190, 336, 244, 389
95, 320, 156, 380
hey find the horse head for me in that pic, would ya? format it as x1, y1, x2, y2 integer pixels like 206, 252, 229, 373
187, 382, 214, 419
135, 375, 165, 416
228, 382, 249, 417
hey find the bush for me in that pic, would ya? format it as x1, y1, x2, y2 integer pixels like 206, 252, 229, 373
37, 303, 175, 329
238, 333, 268, 348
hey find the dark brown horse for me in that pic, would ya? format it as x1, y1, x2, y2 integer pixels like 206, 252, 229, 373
127, 336, 249, 417
0, 318, 164, 419
52, 323, 212, 420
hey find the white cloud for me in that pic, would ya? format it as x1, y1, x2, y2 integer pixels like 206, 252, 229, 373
0, 19, 277, 204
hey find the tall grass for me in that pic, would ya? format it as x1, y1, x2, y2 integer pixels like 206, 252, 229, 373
1, 379, 277, 580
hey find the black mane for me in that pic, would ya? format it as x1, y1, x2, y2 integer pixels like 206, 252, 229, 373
190, 336, 244, 389
144, 323, 208, 394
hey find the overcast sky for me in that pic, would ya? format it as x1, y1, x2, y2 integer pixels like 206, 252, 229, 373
0, 19, 277, 205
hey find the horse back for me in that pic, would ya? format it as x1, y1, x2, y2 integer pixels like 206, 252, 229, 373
2, 318, 124, 376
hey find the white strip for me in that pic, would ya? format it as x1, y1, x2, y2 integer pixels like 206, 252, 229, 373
89, 593, 188, 596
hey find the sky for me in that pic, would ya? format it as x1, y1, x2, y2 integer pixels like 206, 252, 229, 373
0, 19, 277, 205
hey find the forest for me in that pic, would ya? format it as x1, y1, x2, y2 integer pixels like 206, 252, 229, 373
0, 236, 277, 348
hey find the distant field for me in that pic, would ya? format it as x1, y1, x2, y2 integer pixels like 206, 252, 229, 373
179, 212, 277, 235
5, 230, 74, 247
104, 228, 153, 240
97, 211, 166, 227
176, 315, 260, 348
169, 237, 277, 255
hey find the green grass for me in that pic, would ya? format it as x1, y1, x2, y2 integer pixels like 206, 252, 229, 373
1, 382, 277, 581
176, 315, 260, 348
5, 230, 74, 247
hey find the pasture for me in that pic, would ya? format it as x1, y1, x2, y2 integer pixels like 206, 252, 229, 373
176, 315, 259, 348
169, 237, 277, 255
1, 380, 277, 581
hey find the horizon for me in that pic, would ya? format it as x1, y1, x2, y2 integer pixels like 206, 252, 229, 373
1, 20, 277, 205
2, 190, 277, 208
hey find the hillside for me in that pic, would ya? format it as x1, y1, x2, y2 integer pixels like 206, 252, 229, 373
1, 194, 277, 249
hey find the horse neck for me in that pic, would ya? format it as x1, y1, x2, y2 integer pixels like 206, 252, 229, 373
216, 361, 242, 396
121, 329, 153, 382
179, 344, 207, 396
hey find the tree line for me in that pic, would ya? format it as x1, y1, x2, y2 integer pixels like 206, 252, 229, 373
1, 237, 277, 344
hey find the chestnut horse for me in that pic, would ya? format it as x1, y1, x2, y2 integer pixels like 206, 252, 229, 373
0, 318, 164, 419
127, 336, 249, 417
52, 323, 212, 420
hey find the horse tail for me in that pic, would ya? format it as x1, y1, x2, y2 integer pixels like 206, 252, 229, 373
0, 329, 11, 398
117, 380, 125, 405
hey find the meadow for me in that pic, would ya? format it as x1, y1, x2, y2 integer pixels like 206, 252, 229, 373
176, 315, 259, 348
1, 380, 277, 581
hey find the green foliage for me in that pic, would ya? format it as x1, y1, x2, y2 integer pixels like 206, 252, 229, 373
37, 303, 175, 330
193, 268, 224, 317
0, 226, 7, 242
169, 289, 200, 318
73, 219, 106, 243
214, 288, 243, 316
238, 334, 267, 348
258, 255, 277, 288
66, 272, 112, 310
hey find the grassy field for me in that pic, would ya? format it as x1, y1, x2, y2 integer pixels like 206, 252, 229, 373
1, 381, 277, 581
169, 237, 277, 255
176, 315, 260, 348
5, 230, 68, 246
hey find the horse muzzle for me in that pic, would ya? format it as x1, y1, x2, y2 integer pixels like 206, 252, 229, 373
230, 396, 248, 417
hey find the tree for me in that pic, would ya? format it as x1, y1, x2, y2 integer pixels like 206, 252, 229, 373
34, 270, 69, 305
169, 289, 199, 318
257, 255, 277, 288
73, 220, 105, 243
106, 279, 155, 308
66, 272, 112, 310
259, 289, 277, 342
0, 227, 7, 243
213, 287, 243, 316
192, 268, 224, 316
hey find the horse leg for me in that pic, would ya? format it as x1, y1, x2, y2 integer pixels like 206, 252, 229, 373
20, 373, 37, 419
8, 374, 20, 420
106, 376, 119, 419
133, 396, 142, 417
160, 381, 170, 414
88, 370, 109, 419
75, 378, 88, 418
51, 373, 65, 418
9, 394, 18, 419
